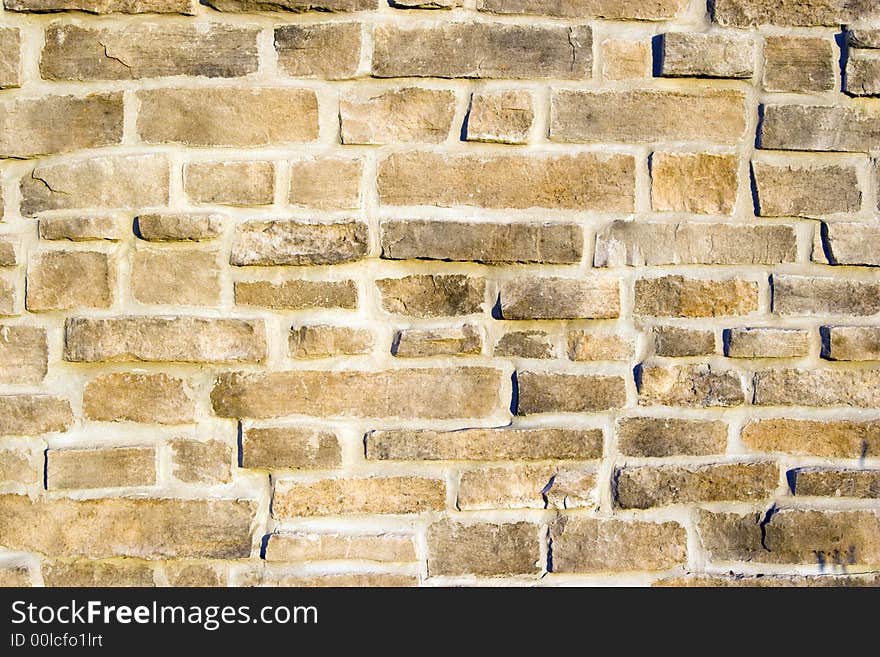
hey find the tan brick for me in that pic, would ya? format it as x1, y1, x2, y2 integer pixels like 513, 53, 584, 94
759, 104, 880, 153
164, 562, 225, 587
367, 427, 603, 461
6, 0, 196, 12
427, 521, 540, 577
0, 448, 39, 484
47, 447, 156, 489
595, 220, 794, 265
726, 327, 809, 358
212, 367, 502, 419
207, 0, 375, 7
41, 23, 258, 80
42, 560, 155, 587
381, 220, 582, 264
0, 280, 13, 316
567, 331, 634, 361
170, 439, 232, 484
26, 251, 114, 311
0, 239, 14, 266
600, 39, 651, 79
0, 568, 30, 586
40, 216, 124, 242
377, 274, 485, 317
650, 153, 738, 214
772, 275, 880, 316
516, 371, 627, 414
184, 161, 274, 206
617, 462, 778, 509
84, 372, 195, 424
136, 213, 223, 242
0, 28, 21, 88
635, 276, 758, 318
551, 89, 746, 144
289, 157, 362, 209
231, 220, 368, 266
792, 469, 880, 498
373, 22, 590, 79
466, 90, 534, 144
394, 325, 482, 358
753, 368, 880, 407
132, 247, 220, 306
241, 426, 341, 470
137, 88, 318, 146
242, 572, 416, 587
753, 161, 860, 217
653, 326, 715, 357
638, 364, 744, 407
341, 87, 456, 144
458, 465, 595, 511
500, 277, 619, 320
64, 316, 266, 363
0, 495, 255, 558
378, 151, 634, 210
21, 154, 169, 215
742, 418, 880, 457
235, 280, 358, 310
0, 395, 72, 436
275, 23, 362, 79
264, 533, 416, 563
0, 93, 122, 158
289, 325, 373, 358
713, 0, 880, 27
494, 330, 554, 359
617, 417, 727, 457
656, 573, 880, 587
819, 222, 880, 266
763, 37, 835, 93
850, 30, 880, 49
476, 0, 685, 19
274, 477, 445, 516
825, 326, 880, 361
660, 32, 755, 78
551, 517, 687, 572
698, 508, 880, 565
0, 325, 47, 384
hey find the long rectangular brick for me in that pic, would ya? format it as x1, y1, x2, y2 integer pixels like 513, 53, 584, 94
231, 220, 368, 266
753, 368, 880, 407
742, 418, 880, 457
635, 276, 758, 317
240, 426, 341, 470
638, 364, 745, 407
500, 277, 619, 320
825, 326, 880, 361
235, 280, 358, 310
616, 417, 728, 457
516, 371, 627, 414
759, 104, 880, 153
273, 477, 445, 516
712, 0, 880, 27
753, 161, 861, 217
427, 521, 541, 576
791, 468, 880, 498
0, 395, 72, 436
819, 223, 880, 266
264, 532, 415, 563
772, 274, 880, 316
476, 0, 686, 19
47, 447, 156, 490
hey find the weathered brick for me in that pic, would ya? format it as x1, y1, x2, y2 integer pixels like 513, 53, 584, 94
753, 161, 861, 217
206, 0, 375, 9
660, 32, 755, 78
616, 462, 778, 509
170, 439, 232, 484
137, 88, 318, 146
617, 417, 727, 457
5, 0, 196, 12
164, 563, 226, 587
26, 251, 114, 311
595, 221, 795, 266
712, 0, 879, 26
212, 368, 502, 419
850, 30, 880, 49
41, 23, 258, 80
600, 39, 651, 79
499, 277, 619, 320
635, 276, 758, 317
0, 280, 13, 315
231, 220, 368, 266
0, 495, 255, 559
650, 152, 738, 215
241, 426, 341, 470
754, 368, 880, 407
184, 161, 274, 206
367, 427, 603, 461
0, 448, 40, 484
40, 216, 124, 242
289, 157, 362, 209
551, 89, 746, 144
377, 274, 485, 317
243, 572, 416, 587
0, 93, 122, 159
64, 316, 266, 363
726, 327, 809, 358
0, 325, 47, 384
372, 23, 591, 79
763, 37, 835, 93
791, 468, 880, 498
0, 28, 21, 88
772, 274, 880, 316
84, 372, 195, 424
136, 213, 224, 242
235, 280, 358, 310
516, 371, 627, 414
378, 152, 634, 210
825, 326, 880, 361
0, 568, 30, 586
43, 560, 155, 587
652, 326, 715, 357
494, 330, 554, 359
394, 326, 482, 358
638, 364, 744, 407
0, 239, 14, 266
819, 223, 880, 265
0, 395, 72, 436
48, 447, 156, 489
274, 477, 445, 516
427, 521, 540, 576
458, 465, 595, 510
742, 418, 880, 457
264, 532, 415, 563
476, 0, 686, 20
466, 90, 534, 144
567, 331, 634, 361
698, 508, 880, 565
132, 248, 220, 306
21, 154, 169, 215
341, 88, 456, 144
289, 325, 373, 358
656, 573, 880, 587
381, 220, 582, 264
275, 23, 362, 79
759, 104, 880, 153
551, 517, 687, 572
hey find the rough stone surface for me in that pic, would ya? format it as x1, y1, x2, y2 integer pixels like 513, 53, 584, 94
170, 439, 232, 484
791, 469, 880, 498
494, 330, 555, 359
638, 364, 744, 407
660, 32, 755, 78
650, 153, 738, 215
712, 0, 880, 27
516, 371, 627, 414
753, 369, 880, 407
289, 325, 373, 358
466, 90, 534, 144
759, 104, 880, 153
726, 327, 809, 358
274, 477, 445, 516
27, 251, 114, 311
136, 213, 224, 242
0, 325, 47, 384
499, 277, 619, 320
763, 37, 835, 92
819, 223, 880, 266
634, 276, 758, 317
0, 395, 72, 436
48, 447, 156, 489
377, 275, 485, 317
40, 216, 125, 242
132, 248, 220, 306
231, 220, 368, 266
772, 275, 880, 316
0, 28, 21, 88
42, 560, 155, 587
825, 326, 880, 361
235, 280, 358, 310
275, 23, 362, 79
264, 533, 416, 563
652, 326, 715, 357
84, 372, 195, 424
241, 427, 341, 470
341, 88, 456, 144
567, 331, 634, 361
289, 158, 362, 209
753, 161, 861, 217
185, 161, 274, 206
393, 325, 482, 358
5, 0, 196, 11
600, 39, 651, 79
427, 521, 540, 576
616, 417, 728, 457
0, 448, 40, 484
458, 465, 595, 510
475, 0, 687, 20
742, 419, 880, 457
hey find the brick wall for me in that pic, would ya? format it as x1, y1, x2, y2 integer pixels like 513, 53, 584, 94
0, 0, 879, 587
